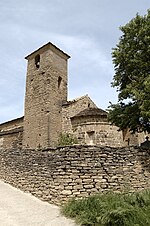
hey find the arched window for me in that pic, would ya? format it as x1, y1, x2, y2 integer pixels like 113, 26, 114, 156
35, 54, 40, 69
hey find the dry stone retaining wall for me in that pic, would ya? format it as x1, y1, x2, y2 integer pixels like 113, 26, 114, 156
0, 146, 149, 205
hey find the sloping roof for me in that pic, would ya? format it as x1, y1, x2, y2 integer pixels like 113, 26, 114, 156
71, 108, 107, 119
0, 116, 24, 127
62, 94, 97, 107
68, 94, 89, 103
25, 42, 70, 60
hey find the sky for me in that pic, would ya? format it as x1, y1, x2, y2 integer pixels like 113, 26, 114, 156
0, 0, 149, 123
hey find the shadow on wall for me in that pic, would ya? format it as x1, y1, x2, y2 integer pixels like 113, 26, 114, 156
139, 144, 150, 173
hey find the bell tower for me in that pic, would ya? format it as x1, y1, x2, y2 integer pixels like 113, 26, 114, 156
23, 42, 70, 149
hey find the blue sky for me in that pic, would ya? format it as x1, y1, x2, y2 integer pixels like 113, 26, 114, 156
0, 0, 149, 123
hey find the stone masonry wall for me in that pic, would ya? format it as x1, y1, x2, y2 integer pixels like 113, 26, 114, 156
23, 44, 69, 149
0, 117, 24, 149
0, 146, 149, 205
0, 117, 24, 131
62, 95, 97, 134
0, 130, 23, 149
71, 117, 124, 147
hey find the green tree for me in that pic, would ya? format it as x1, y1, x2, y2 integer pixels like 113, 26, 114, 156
108, 10, 150, 133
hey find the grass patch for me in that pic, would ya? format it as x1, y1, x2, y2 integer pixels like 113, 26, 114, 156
61, 190, 150, 226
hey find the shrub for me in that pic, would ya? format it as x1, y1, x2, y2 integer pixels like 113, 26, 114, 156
58, 133, 78, 146
62, 190, 150, 226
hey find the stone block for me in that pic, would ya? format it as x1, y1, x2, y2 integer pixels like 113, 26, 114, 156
61, 190, 72, 195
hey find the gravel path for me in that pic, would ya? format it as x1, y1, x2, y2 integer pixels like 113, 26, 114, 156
0, 181, 78, 226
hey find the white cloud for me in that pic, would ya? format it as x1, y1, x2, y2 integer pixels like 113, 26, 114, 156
0, 0, 149, 122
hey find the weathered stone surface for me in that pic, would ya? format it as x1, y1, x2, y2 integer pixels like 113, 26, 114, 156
0, 146, 150, 205
61, 190, 72, 195
0, 117, 23, 149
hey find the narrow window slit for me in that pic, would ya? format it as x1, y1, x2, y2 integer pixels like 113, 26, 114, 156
58, 76, 62, 88
35, 54, 40, 69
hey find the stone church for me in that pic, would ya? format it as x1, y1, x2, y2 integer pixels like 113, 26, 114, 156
0, 42, 145, 149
